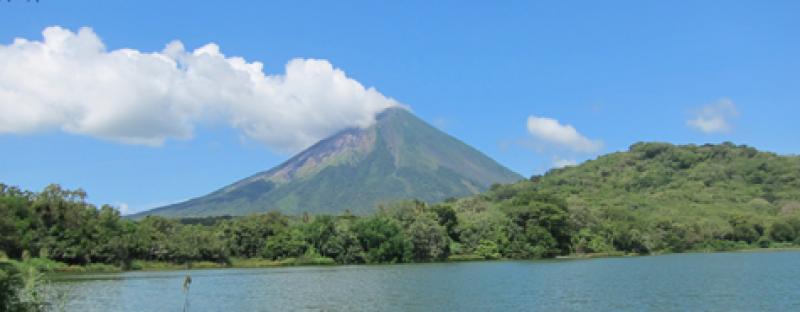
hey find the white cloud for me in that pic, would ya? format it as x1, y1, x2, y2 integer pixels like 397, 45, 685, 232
687, 99, 738, 134
526, 115, 602, 153
115, 202, 130, 215
552, 157, 577, 168
0, 26, 398, 152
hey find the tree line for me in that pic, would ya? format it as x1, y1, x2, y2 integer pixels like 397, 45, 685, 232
3, 182, 800, 270
0, 183, 574, 267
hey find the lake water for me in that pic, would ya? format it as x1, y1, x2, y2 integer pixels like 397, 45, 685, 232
49, 251, 800, 311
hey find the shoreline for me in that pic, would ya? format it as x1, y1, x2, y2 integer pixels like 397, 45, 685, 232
31, 245, 800, 276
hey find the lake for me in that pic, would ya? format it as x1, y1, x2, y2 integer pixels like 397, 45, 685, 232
49, 251, 800, 311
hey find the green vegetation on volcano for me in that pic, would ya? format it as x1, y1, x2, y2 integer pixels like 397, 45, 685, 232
136, 108, 523, 218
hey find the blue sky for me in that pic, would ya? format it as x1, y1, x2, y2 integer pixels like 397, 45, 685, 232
1, 1, 798, 214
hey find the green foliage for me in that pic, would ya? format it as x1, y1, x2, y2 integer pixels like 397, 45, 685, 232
13, 258, 66, 273
490, 142, 800, 254
222, 212, 287, 258
502, 192, 571, 256
431, 204, 459, 241
407, 213, 450, 261
263, 228, 307, 260
0, 261, 47, 312
447, 254, 486, 261
474, 240, 501, 259
769, 218, 800, 242
0, 261, 27, 311
352, 216, 410, 263
1, 142, 799, 272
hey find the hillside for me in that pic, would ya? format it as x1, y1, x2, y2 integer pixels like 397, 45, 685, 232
135, 108, 523, 217
465, 142, 800, 253
521, 142, 800, 216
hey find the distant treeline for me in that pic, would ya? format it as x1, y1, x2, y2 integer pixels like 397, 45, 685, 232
0, 183, 569, 267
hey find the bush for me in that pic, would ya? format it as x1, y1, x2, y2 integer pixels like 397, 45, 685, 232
0, 261, 25, 311
0, 261, 47, 312
731, 223, 761, 244
770, 220, 798, 242
474, 240, 501, 259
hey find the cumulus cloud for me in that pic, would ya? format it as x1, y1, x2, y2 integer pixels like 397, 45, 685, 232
0, 26, 398, 151
526, 116, 602, 153
687, 99, 738, 134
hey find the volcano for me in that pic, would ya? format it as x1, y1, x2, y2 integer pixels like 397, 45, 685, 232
136, 108, 523, 217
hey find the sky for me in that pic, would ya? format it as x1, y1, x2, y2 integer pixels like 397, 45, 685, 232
1, 1, 798, 214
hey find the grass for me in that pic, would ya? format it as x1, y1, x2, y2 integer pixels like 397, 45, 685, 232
62, 263, 121, 273
447, 254, 487, 261
17, 257, 68, 272
129, 260, 184, 271
128, 260, 228, 271
278, 256, 336, 266
125, 257, 336, 271
228, 258, 283, 268
556, 251, 629, 259
12, 257, 122, 273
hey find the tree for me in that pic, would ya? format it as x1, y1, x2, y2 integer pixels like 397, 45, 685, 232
769, 220, 797, 242
222, 212, 287, 258
729, 216, 764, 244
302, 215, 338, 258
407, 214, 450, 261
431, 204, 459, 241
502, 192, 572, 257
352, 217, 410, 263
263, 228, 307, 260
323, 221, 364, 264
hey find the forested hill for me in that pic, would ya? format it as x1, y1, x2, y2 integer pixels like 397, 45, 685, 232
528, 142, 800, 215
475, 142, 800, 253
